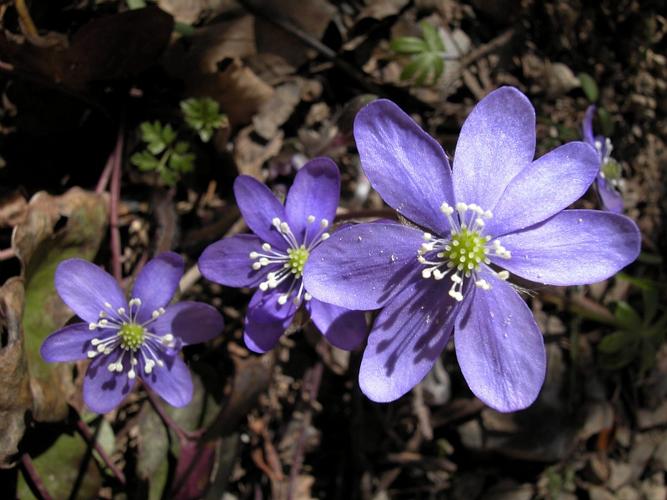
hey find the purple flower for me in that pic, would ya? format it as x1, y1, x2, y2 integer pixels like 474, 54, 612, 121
582, 105, 624, 213
41, 252, 224, 413
303, 87, 641, 412
198, 158, 367, 353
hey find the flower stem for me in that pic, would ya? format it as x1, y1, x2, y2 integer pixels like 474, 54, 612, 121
75, 418, 126, 485
109, 120, 124, 282
20, 453, 52, 500
144, 385, 202, 443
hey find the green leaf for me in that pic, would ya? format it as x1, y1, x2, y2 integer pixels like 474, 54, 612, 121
642, 287, 659, 325
596, 107, 614, 137
598, 330, 638, 354
614, 301, 642, 329
578, 72, 599, 102
131, 151, 160, 171
400, 59, 422, 81
432, 55, 445, 83
390, 36, 428, 54
420, 21, 444, 52
181, 97, 225, 143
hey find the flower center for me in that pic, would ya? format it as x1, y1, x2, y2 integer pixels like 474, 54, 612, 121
418, 202, 511, 301
119, 322, 145, 351
249, 215, 330, 306
86, 298, 175, 379
287, 246, 309, 277
601, 159, 622, 183
443, 228, 487, 272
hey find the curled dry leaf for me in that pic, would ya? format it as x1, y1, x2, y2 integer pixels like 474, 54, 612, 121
0, 278, 31, 468
11, 187, 108, 422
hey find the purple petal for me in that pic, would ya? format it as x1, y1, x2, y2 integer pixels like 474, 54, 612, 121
488, 142, 599, 236
152, 301, 224, 346
353, 99, 455, 234
83, 354, 136, 413
303, 222, 423, 310
199, 234, 267, 288
359, 278, 461, 402
455, 268, 546, 412
496, 209, 641, 285
132, 252, 184, 324
244, 289, 298, 353
141, 354, 193, 408
285, 157, 340, 243
234, 175, 288, 249
453, 87, 536, 209
582, 105, 596, 147
55, 259, 127, 324
41, 323, 105, 362
596, 176, 624, 213
306, 299, 367, 350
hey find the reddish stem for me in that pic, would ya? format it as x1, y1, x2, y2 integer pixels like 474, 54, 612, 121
75, 418, 126, 485
144, 385, 202, 443
20, 453, 53, 500
109, 123, 124, 282
95, 154, 114, 194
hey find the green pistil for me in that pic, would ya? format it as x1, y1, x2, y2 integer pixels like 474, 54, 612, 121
287, 246, 309, 277
443, 228, 486, 271
119, 323, 145, 351
601, 159, 622, 181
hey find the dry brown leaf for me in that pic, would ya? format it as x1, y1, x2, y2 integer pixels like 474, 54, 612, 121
253, 81, 302, 140
0, 191, 27, 228
0, 277, 31, 468
234, 125, 284, 179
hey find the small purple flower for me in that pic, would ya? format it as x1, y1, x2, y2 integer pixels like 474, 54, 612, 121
41, 252, 224, 413
198, 158, 367, 353
303, 87, 641, 412
582, 105, 624, 213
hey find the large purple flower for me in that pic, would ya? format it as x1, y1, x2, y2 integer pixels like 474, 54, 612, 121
582, 105, 624, 213
198, 158, 367, 353
41, 252, 224, 413
303, 87, 641, 412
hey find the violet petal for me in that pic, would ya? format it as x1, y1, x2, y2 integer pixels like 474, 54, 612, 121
141, 354, 194, 408
359, 278, 461, 402
55, 259, 127, 324
596, 176, 624, 213
285, 157, 340, 243
582, 105, 596, 147
132, 252, 184, 324
41, 323, 98, 362
495, 209, 640, 285
303, 222, 423, 310
152, 301, 224, 346
198, 234, 268, 288
353, 99, 455, 235
455, 268, 546, 412
306, 298, 367, 350
244, 288, 297, 353
234, 175, 288, 249
488, 142, 599, 236
83, 354, 135, 413
453, 87, 536, 209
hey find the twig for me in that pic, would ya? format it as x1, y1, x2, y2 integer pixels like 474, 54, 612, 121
286, 362, 323, 500
20, 453, 52, 500
75, 418, 126, 485
459, 29, 514, 67
95, 154, 114, 194
109, 121, 124, 282
14, 0, 38, 38
0, 247, 15, 260
144, 385, 201, 443
539, 291, 617, 327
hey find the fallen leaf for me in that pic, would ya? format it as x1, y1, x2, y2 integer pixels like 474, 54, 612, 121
0, 278, 32, 468
12, 188, 108, 421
